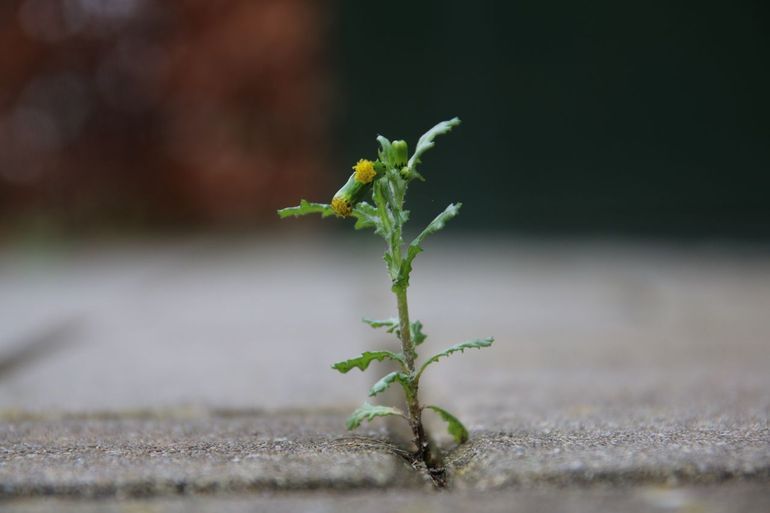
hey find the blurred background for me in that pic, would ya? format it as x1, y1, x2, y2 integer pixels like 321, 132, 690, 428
1, 0, 768, 238
1, 1, 769, 417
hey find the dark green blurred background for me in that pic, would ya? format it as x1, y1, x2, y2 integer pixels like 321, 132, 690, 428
1, 0, 768, 238
334, 1, 770, 237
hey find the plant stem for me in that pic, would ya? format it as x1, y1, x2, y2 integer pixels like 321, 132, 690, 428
394, 285, 441, 473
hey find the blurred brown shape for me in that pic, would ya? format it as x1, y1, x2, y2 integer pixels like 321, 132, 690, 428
0, 0, 330, 233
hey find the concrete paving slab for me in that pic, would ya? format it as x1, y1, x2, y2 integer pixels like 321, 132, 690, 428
0, 408, 767, 497
3, 485, 770, 513
0, 236, 383, 413
448, 420, 770, 489
0, 411, 424, 498
1, 237, 768, 509
1, 236, 769, 417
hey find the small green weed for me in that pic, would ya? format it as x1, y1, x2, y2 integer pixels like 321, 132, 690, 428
278, 118, 493, 478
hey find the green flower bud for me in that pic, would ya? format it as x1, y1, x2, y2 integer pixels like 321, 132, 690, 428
331, 173, 368, 217
392, 140, 408, 167
400, 166, 411, 179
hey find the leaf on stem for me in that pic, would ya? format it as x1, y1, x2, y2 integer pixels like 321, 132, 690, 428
386, 167, 407, 209
368, 371, 411, 397
347, 402, 405, 430
377, 135, 395, 167
396, 203, 462, 287
362, 318, 400, 333
407, 117, 461, 171
411, 202, 462, 249
277, 199, 335, 219
363, 318, 426, 346
372, 180, 390, 220
351, 202, 384, 234
411, 320, 427, 345
331, 351, 405, 373
418, 337, 494, 378
425, 405, 469, 444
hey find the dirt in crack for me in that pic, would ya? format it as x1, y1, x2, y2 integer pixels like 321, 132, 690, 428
398, 450, 449, 489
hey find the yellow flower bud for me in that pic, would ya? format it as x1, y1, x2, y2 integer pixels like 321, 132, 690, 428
331, 171, 369, 217
331, 196, 353, 217
353, 159, 377, 184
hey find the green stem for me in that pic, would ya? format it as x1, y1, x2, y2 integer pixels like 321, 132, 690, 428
396, 287, 416, 368
379, 169, 443, 480
394, 285, 440, 472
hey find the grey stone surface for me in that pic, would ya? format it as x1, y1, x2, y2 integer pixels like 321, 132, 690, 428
1, 410, 767, 497
448, 419, 770, 489
1, 237, 769, 417
0, 411, 423, 498
0, 236, 380, 413
1, 236, 769, 508
4, 485, 770, 513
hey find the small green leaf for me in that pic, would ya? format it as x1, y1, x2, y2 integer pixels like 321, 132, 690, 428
369, 371, 410, 397
411, 203, 462, 249
407, 117, 461, 171
425, 405, 468, 444
373, 180, 390, 222
383, 252, 396, 281
396, 203, 462, 287
277, 199, 335, 219
362, 318, 399, 333
351, 202, 383, 234
411, 320, 427, 345
376, 135, 394, 167
331, 351, 405, 373
417, 337, 494, 378
347, 402, 405, 430
385, 167, 407, 210
410, 169, 426, 182
363, 318, 425, 346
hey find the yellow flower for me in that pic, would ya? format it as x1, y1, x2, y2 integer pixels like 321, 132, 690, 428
353, 159, 376, 184
331, 196, 352, 217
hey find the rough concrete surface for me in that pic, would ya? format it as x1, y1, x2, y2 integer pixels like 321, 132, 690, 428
1, 409, 768, 498
4, 485, 770, 513
2, 237, 769, 415
1, 237, 769, 510
449, 420, 769, 489
0, 411, 423, 498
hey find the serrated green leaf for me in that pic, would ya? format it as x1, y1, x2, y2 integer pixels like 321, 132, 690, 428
331, 351, 405, 373
363, 318, 425, 348
407, 117, 461, 171
425, 405, 468, 444
411, 320, 427, 345
411, 202, 462, 249
347, 402, 405, 430
373, 179, 390, 220
417, 337, 494, 379
396, 203, 462, 288
351, 202, 383, 234
383, 252, 396, 280
369, 371, 411, 397
277, 199, 335, 219
385, 167, 407, 210
376, 135, 394, 167
372, 180, 403, 281
362, 318, 400, 333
